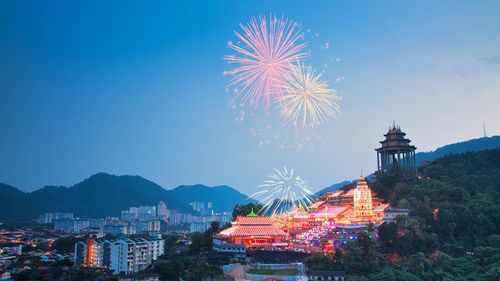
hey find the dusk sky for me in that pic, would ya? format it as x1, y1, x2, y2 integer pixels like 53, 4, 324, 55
1, 0, 499, 195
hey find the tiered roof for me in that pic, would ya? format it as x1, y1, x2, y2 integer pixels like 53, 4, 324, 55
216, 215, 287, 238
376, 124, 416, 152
373, 203, 390, 212
311, 206, 350, 218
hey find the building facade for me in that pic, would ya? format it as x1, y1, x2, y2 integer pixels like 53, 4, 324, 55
38, 212, 74, 224
74, 236, 164, 275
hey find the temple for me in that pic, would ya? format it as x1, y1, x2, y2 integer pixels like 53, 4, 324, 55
376, 124, 416, 172
213, 210, 288, 254
214, 173, 409, 254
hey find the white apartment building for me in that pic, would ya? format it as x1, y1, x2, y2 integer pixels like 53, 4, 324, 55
75, 236, 164, 275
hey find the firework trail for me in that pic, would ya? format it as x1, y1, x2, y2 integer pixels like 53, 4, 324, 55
252, 167, 314, 215
224, 14, 308, 108
277, 62, 341, 128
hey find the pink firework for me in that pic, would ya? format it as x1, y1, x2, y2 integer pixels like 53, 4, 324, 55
224, 14, 308, 108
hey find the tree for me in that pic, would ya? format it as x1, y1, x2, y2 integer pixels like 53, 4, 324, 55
232, 203, 262, 219
303, 252, 340, 271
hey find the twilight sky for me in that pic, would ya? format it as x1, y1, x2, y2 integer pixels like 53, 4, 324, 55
1, 0, 499, 194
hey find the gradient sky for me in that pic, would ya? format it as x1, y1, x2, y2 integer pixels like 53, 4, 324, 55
1, 0, 499, 195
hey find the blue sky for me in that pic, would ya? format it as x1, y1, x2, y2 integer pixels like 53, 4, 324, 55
1, 0, 499, 195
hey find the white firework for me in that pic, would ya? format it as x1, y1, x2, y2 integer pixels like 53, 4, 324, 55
252, 167, 314, 215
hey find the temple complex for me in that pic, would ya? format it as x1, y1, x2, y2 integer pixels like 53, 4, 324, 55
214, 173, 408, 254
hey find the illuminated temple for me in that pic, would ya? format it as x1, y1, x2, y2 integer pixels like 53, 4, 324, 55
213, 211, 288, 254
214, 173, 409, 253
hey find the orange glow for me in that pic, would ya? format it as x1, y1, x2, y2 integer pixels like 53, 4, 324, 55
86, 237, 94, 266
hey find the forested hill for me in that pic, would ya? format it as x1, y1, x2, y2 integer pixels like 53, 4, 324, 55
415, 135, 500, 165
363, 148, 500, 280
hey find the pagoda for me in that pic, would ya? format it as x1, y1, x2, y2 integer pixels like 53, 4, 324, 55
376, 123, 416, 172
353, 172, 373, 218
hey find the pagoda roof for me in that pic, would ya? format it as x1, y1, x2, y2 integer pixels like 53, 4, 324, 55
312, 206, 350, 218
217, 225, 287, 237
375, 124, 416, 151
308, 200, 327, 210
342, 189, 355, 197
373, 203, 390, 212
234, 216, 273, 225
328, 190, 344, 198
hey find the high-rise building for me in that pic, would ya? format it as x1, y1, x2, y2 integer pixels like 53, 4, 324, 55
88, 218, 106, 228
74, 236, 164, 274
190, 201, 205, 213
157, 201, 168, 218
54, 219, 89, 233
103, 222, 135, 235
74, 238, 111, 268
133, 220, 160, 233
121, 210, 137, 222
38, 212, 74, 224
138, 206, 157, 221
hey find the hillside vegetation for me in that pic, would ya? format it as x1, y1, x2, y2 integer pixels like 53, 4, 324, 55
306, 149, 500, 280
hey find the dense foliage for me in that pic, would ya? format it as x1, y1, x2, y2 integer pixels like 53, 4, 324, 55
156, 256, 223, 281
232, 203, 263, 219
306, 149, 500, 280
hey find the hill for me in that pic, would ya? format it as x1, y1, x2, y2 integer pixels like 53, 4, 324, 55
304, 149, 500, 280
315, 136, 500, 196
416, 135, 500, 165
0, 173, 250, 222
366, 148, 500, 280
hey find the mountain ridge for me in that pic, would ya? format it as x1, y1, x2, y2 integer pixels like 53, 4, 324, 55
0, 173, 251, 222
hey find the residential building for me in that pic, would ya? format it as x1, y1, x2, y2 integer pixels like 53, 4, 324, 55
121, 210, 138, 222
38, 212, 74, 224
138, 206, 156, 221
54, 219, 90, 233
74, 238, 112, 268
157, 201, 168, 218
104, 223, 135, 236
134, 220, 160, 233
75, 236, 164, 275
190, 222, 210, 233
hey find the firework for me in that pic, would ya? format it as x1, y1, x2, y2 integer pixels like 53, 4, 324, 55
277, 62, 341, 128
252, 167, 314, 215
224, 14, 308, 108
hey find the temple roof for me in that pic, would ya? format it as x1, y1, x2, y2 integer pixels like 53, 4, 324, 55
312, 206, 350, 218
376, 124, 416, 151
373, 203, 390, 212
308, 200, 327, 210
234, 216, 273, 225
217, 225, 287, 237
356, 175, 370, 190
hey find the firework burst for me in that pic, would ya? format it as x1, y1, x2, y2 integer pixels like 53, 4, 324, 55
252, 167, 314, 215
277, 62, 341, 128
224, 14, 308, 108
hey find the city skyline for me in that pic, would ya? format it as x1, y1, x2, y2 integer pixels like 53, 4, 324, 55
1, 1, 499, 195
